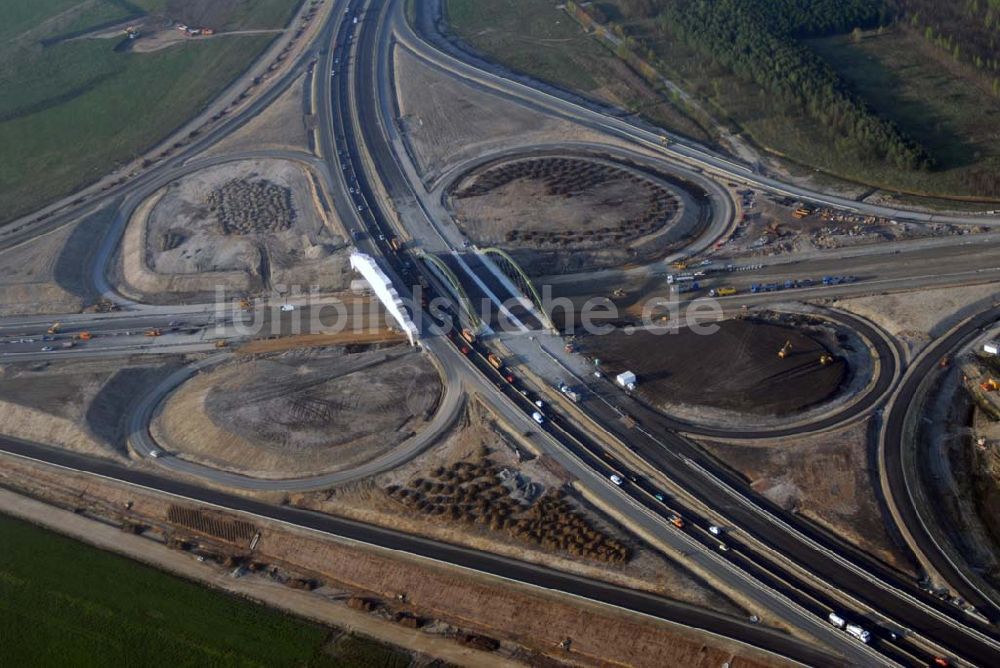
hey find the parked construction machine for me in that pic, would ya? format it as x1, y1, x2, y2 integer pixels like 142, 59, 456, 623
777, 340, 792, 359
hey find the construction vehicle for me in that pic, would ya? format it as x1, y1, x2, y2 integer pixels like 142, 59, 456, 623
777, 340, 792, 359
487, 352, 503, 370
981, 378, 1000, 392
659, 135, 670, 146
214, 340, 230, 349
460, 328, 476, 344
239, 298, 253, 311
670, 260, 688, 270
611, 288, 626, 298
669, 514, 684, 529
144, 328, 162, 337
75, 331, 92, 341
708, 287, 737, 297
939, 355, 951, 369
47, 322, 61, 334
792, 207, 812, 219
819, 353, 834, 365
558, 382, 581, 403
389, 236, 402, 252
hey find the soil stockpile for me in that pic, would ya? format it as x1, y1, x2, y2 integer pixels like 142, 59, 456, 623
583, 319, 846, 416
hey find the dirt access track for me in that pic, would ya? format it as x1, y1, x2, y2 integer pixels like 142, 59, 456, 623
153, 345, 443, 479
582, 318, 846, 417
118, 158, 350, 303
447, 154, 706, 275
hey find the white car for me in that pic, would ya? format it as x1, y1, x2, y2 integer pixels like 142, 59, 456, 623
531, 411, 544, 425
40, 346, 54, 352
609, 474, 623, 486
709, 525, 722, 536
149, 449, 163, 458
717, 542, 729, 552
280, 304, 295, 312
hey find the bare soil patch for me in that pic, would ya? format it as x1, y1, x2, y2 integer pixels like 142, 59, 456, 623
119, 158, 349, 302
451, 156, 679, 247
699, 419, 916, 575
580, 318, 845, 417
448, 154, 708, 274
155, 345, 441, 478
0, 356, 186, 457
295, 400, 741, 614
393, 44, 633, 182
0, 457, 799, 668
835, 283, 1000, 358
203, 70, 310, 156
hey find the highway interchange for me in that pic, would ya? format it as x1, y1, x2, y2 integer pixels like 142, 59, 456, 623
2, 0, 1000, 665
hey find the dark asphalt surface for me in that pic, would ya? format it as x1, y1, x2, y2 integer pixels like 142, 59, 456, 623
883, 307, 1000, 622
0, 435, 844, 667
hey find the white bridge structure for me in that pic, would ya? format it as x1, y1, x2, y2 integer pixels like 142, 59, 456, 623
349, 251, 418, 346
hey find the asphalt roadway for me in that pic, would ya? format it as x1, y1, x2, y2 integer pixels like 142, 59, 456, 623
0, 0, 998, 663
0, 435, 843, 668
882, 306, 1000, 621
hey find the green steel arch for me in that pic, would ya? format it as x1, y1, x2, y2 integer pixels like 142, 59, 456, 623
419, 253, 482, 331
480, 247, 555, 330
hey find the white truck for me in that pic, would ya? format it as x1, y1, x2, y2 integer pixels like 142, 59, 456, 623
827, 612, 845, 629
845, 623, 871, 644
616, 371, 637, 391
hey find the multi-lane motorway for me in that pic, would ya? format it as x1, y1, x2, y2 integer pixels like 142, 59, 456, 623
2, 0, 1000, 664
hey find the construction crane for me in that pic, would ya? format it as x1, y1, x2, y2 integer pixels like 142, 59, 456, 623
777, 340, 792, 359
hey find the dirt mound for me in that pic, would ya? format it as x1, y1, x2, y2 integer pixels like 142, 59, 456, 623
450, 156, 679, 251
208, 178, 295, 235
156, 346, 443, 477
582, 319, 846, 416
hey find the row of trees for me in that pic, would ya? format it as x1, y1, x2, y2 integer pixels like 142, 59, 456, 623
890, 0, 1000, 77
647, 0, 933, 170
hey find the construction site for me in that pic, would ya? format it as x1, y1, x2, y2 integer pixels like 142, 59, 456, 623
447, 154, 706, 274
152, 344, 442, 478
117, 158, 351, 302
581, 317, 848, 418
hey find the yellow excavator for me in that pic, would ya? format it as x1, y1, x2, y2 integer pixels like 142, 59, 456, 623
982, 377, 1000, 392
777, 340, 792, 359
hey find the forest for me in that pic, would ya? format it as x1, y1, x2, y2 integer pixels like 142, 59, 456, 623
632, 0, 931, 171
889, 0, 1000, 85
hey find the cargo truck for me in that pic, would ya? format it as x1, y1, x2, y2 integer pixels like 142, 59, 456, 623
845, 624, 870, 644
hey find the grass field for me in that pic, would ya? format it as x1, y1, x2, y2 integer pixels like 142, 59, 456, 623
809, 29, 1000, 196
443, 0, 711, 143
444, 0, 1000, 200
0, 513, 411, 667
0, 0, 300, 224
